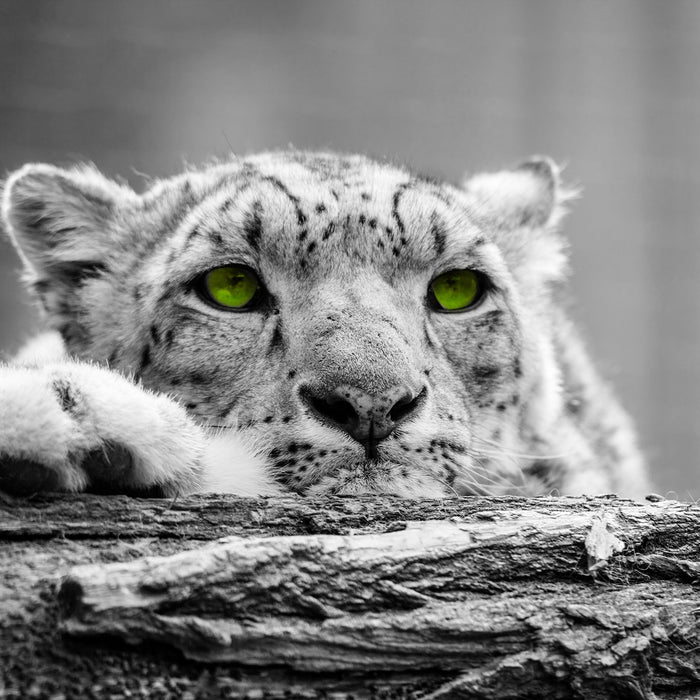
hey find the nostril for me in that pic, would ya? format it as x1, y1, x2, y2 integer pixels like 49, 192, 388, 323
388, 387, 427, 424
299, 385, 361, 433
389, 394, 416, 423
308, 395, 358, 428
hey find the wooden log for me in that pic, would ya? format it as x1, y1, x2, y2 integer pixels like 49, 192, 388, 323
2, 493, 700, 698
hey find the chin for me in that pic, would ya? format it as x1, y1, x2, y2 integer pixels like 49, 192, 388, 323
302, 461, 452, 498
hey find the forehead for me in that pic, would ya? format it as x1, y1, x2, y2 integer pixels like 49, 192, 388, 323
162, 152, 485, 276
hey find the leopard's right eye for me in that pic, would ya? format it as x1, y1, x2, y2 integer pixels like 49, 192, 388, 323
197, 265, 262, 310
429, 269, 485, 311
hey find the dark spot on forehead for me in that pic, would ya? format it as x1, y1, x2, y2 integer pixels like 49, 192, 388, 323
315, 203, 326, 213
430, 213, 447, 257
243, 201, 263, 250
259, 174, 308, 229
392, 185, 408, 235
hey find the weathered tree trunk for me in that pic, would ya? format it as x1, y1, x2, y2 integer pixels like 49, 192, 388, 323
1, 493, 700, 699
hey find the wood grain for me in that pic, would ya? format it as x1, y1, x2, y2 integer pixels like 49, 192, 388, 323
2, 493, 700, 698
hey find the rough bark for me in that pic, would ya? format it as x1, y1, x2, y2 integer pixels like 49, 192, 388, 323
1, 493, 700, 699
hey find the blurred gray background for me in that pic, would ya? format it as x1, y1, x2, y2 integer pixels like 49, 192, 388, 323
1, 0, 698, 496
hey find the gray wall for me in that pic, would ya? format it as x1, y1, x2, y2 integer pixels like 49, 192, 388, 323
1, 0, 699, 496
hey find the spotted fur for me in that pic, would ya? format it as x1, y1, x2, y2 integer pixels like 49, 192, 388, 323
0, 152, 649, 497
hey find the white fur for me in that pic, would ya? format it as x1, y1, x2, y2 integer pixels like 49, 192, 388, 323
0, 364, 88, 490
12, 331, 67, 366
201, 430, 282, 496
1, 334, 279, 496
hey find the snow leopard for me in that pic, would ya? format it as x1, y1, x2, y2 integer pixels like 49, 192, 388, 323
0, 151, 649, 498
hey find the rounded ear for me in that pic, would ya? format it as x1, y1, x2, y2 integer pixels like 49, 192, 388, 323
462, 156, 575, 230
2, 163, 137, 277
2, 163, 138, 346
462, 157, 579, 287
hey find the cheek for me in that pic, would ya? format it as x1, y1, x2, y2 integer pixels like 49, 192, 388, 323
433, 313, 521, 404
144, 313, 279, 414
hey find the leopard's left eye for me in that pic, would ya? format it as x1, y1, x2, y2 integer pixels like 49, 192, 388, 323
429, 269, 485, 311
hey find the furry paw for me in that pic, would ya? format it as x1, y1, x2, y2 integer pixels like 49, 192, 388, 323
0, 362, 206, 496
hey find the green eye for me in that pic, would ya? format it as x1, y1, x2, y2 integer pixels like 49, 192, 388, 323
203, 266, 260, 309
430, 269, 483, 311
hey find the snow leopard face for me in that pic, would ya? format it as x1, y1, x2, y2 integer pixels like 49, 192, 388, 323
3, 151, 643, 497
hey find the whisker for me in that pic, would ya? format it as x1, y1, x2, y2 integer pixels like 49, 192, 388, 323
467, 445, 524, 474
432, 447, 528, 496
470, 470, 524, 490
470, 434, 573, 462
454, 471, 498, 497
465, 450, 529, 492
466, 463, 526, 492
473, 447, 569, 461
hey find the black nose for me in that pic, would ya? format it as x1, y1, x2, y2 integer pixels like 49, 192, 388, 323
300, 383, 426, 447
